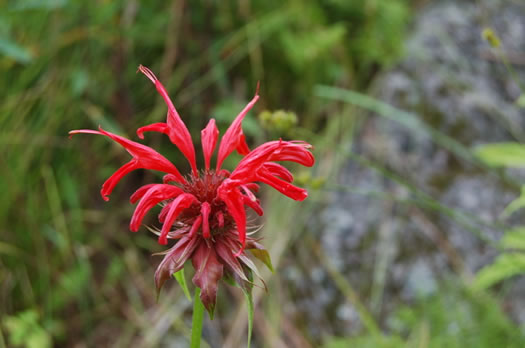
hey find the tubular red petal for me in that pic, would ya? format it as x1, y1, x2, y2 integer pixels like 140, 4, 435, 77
136, 122, 169, 139
129, 185, 184, 231
263, 162, 294, 182
236, 134, 250, 155
130, 184, 157, 203
100, 161, 136, 201
190, 216, 203, 237
217, 185, 246, 255
216, 87, 259, 170
159, 193, 198, 245
163, 174, 180, 184
138, 65, 198, 177
201, 202, 211, 239
241, 185, 257, 202
158, 201, 172, 223
257, 170, 308, 201
243, 196, 264, 216
201, 119, 219, 171
70, 128, 186, 190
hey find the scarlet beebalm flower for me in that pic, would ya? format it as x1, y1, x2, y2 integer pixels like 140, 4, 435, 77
70, 65, 314, 316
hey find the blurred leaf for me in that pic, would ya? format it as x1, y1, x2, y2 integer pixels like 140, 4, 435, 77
242, 288, 254, 348
8, 0, 68, 11
501, 227, 525, 250
2, 310, 52, 348
249, 248, 274, 273
475, 143, 525, 167
502, 185, 525, 218
474, 253, 525, 290
324, 335, 404, 348
173, 268, 192, 302
0, 38, 32, 63
517, 94, 525, 108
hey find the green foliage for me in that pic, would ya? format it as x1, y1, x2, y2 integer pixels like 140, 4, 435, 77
174, 268, 193, 302
326, 286, 525, 348
2, 311, 53, 348
475, 142, 525, 167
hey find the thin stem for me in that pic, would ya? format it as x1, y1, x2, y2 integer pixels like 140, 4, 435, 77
190, 287, 205, 348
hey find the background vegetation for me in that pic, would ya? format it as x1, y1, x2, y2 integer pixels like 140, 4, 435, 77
1, 0, 524, 347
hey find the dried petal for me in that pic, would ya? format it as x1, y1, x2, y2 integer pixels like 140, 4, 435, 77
192, 242, 224, 318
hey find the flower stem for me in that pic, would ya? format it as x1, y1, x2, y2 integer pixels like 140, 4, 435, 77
190, 287, 204, 348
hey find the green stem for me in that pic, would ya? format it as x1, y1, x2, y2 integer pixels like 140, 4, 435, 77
190, 287, 205, 348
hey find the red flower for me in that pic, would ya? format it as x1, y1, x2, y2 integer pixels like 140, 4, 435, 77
70, 65, 314, 316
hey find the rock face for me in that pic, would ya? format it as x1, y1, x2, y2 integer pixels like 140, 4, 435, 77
288, 0, 525, 338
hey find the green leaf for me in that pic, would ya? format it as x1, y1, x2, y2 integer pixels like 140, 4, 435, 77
501, 227, 525, 250
0, 38, 32, 64
173, 268, 192, 302
249, 248, 274, 273
242, 288, 254, 348
516, 94, 525, 108
473, 253, 525, 289
501, 185, 525, 218
475, 143, 525, 167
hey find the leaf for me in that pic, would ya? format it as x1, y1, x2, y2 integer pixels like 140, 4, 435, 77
0, 38, 32, 64
242, 285, 254, 348
473, 253, 525, 290
501, 185, 525, 218
475, 143, 525, 168
173, 268, 192, 302
501, 227, 525, 250
249, 248, 274, 273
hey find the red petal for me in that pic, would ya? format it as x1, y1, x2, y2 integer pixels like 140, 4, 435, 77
138, 65, 198, 177
136, 122, 169, 139
257, 169, 308, 201
236, 133, 250, 155
69, 128, 186, 199
216, 86, 259, 170
159, 193, 198, 245
129, 184, 184, 231
191, 242, 224, 318
130, 184, 157, 204
216, 211, 224, 228
190, 216, 203, 237
217, 184, 246, 255
243, 196, 264, 216
155, 236, 200, 294
200, 202, 211, 239
163, 174, 180, 184
263, 162, 293, 182
201, 119, 219, 171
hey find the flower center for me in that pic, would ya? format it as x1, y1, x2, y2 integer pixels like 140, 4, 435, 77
182, 171, 231, 235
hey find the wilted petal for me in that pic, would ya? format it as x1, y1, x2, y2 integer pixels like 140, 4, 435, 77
130, 184, 184, 231
201, 119, 219, 171
159, 193, 198, 245
216, 85, 259, 170
215, 238, 249, 282
138, 65, 198, 176
192, 242, 224, 318
155, 236, 200, 295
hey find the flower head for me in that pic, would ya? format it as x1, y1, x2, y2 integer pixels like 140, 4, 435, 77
70, 65, 314, 316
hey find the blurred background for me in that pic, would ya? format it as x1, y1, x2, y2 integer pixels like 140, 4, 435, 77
2, 0, 525, 347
